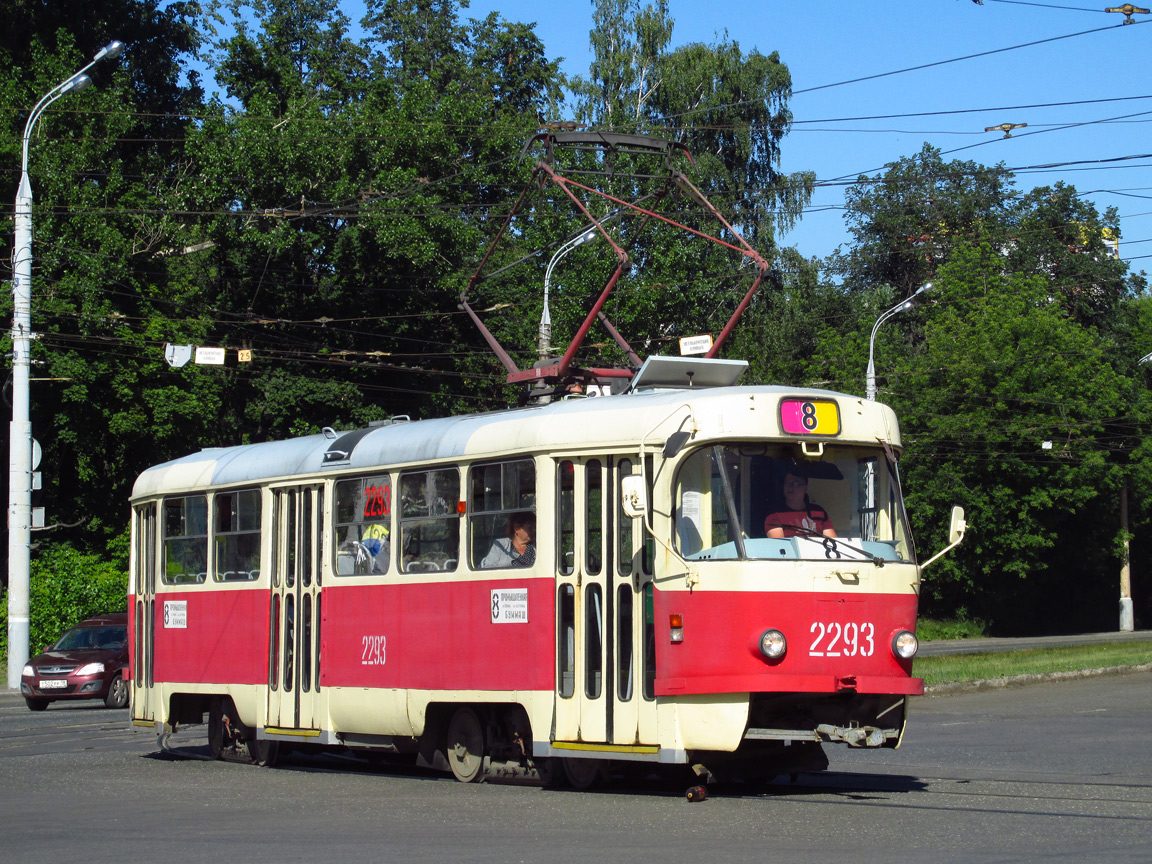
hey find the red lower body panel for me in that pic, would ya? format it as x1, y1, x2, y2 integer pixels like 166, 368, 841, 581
150, 589, 269, 686
653, 589, 921, 697
320, 578, 556, 692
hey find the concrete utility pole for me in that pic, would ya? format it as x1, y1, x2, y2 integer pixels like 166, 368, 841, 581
8, 40, 125, 690
1120, 482, 1134, 632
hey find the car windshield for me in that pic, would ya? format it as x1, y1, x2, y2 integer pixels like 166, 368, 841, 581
52, 625, 126, 652
673, 442, 916, 564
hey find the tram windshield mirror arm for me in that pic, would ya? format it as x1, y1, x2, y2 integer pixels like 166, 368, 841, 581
922, 506, 967, 569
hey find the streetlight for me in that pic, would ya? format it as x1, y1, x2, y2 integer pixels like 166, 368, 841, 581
865, 282, 931, 401
537, 209, 624, 363
8, 40, 125, 690
538, 227, 598, 361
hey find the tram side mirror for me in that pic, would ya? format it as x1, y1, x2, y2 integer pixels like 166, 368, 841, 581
663, 431, 692, 458
922, 505, 967, 569
948, 506, 967, 545
621, 475, 648, 519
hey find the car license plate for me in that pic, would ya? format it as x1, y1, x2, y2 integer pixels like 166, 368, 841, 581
39, 679, 67, 689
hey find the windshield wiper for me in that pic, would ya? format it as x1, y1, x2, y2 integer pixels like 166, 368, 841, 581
763, 522, 885, 567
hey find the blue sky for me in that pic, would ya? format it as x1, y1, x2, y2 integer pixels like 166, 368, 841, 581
457, 0, 1152, 270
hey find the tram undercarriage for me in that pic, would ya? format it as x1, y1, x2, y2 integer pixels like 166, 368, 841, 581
155, 688, 906, 790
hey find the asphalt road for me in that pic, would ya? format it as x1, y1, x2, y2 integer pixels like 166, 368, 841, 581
2, 669, 1151, 864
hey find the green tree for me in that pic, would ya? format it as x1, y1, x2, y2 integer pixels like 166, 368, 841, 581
1, 1, 208, 556
0, 542, 126, 660
890, 244, 1149, 632
828, 144, 1016, 298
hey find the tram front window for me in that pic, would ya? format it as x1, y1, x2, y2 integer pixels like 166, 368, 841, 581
673, 443, 915, 564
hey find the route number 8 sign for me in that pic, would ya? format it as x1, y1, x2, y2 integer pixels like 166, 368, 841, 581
780, 399, 840, 436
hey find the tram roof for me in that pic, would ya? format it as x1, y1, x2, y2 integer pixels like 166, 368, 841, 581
131, 384, 900, 498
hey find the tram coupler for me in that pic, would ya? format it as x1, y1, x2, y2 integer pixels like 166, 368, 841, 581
816, 724, 889, 748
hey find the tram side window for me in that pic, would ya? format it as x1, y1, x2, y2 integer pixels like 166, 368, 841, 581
558, 584, 575, 698
399, 468, 460, 573
617, 459, 635, 576
334, 474, 392, 576
558, 461, 575, 575
163, 495, 207, 584
469, 459, 535, 569
586, 460, 603, 575
214, 489, 261, 581
134, 503, 157, 594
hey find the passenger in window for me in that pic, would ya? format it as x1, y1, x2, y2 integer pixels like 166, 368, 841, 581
343, 522, 389, 574
361, 522, 390, 572
764, 470, 837, 539
481, 512, 536, 568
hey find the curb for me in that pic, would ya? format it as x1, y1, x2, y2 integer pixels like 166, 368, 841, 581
924, 662, 1152, 695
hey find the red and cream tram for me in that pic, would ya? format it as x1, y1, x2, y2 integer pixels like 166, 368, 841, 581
128, 355, 958, 785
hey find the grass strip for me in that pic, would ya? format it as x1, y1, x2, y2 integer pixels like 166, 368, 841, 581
914, 641, 1152, 689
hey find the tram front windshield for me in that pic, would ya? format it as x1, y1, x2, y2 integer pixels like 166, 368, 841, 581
673, 443, 915, 564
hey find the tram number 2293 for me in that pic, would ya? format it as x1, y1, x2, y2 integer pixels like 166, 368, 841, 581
361, 635, 387, 666
809, 622, 875, 657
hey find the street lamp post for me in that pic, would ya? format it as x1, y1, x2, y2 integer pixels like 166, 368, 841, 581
865, 282, 932, 401
538, 227, 598, 362
8, 40, 125, 690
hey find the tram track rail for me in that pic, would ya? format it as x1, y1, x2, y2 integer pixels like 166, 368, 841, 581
732, 768, 1152, 825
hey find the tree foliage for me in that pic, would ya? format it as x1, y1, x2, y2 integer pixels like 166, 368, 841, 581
795, 149, 1152, 633
0, 542, 127, 660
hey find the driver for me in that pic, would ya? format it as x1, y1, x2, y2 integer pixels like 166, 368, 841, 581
764, 470, 837, 538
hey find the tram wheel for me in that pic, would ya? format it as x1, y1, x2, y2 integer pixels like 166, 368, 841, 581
247, 738, 280, 767
207, 697, 225, 760
562, 757, 605, 790
446, 707, 486, 783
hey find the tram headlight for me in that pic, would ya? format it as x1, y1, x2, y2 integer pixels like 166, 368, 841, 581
892, 630, 918, 659
758, 629, 787, 660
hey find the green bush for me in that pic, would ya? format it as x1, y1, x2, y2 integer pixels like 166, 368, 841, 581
917, 615, 989, 641
0, 543, 128, 662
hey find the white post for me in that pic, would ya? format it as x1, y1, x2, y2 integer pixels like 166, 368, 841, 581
1120, 482, 1134, 632
8, 173, 34, 689
7, 41, 124, 690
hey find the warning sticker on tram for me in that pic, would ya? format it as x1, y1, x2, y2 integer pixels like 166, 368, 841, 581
780, 399, 840, 436
491, 588, 528, 623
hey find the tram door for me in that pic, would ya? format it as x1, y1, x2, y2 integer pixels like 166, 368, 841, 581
131, 503, 157, 722
267, 485, 324, 730
555, 457, 652, 746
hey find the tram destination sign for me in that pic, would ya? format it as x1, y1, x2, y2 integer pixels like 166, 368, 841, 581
163, 600, 187, 629
490, 588, 528, 624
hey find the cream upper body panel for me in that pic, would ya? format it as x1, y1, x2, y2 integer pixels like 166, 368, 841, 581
131, 386, 900, 499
